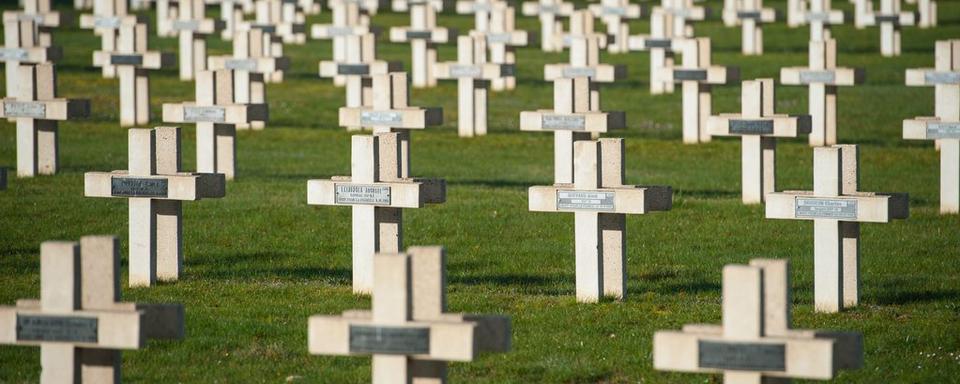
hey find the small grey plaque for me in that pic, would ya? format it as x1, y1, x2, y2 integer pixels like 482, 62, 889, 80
349, 325, 430, 355
927, 122, 960, 139
925, 71, 960, 84
698, 341, 786, 372
94, 16, 121, 29
806, 12, 830, 21
557, 190, 615, 211
729, 119, 773, 135
540, 5, 559, 13
335, 184, 391, 205
472, 3, 492, 11
0, 48, 29, 61
111, 177, 169, 198
360, 111, 403, 126
4, 101, 46, 118
338, 64, 370, 75
252, 24, 277, 33
737, 11, 761, 19
542, 115, 586, 130
17, 315, 98, 343
183, 106, 226, 122
225, 59, 258, 71
795, 197, 858, 220
601, 6, 626, 15
645, 39, 672, 49
486, 33, 512, 44
449, 65, 481, 78
563, 67, 597, 78
110, 54, 143, 66
874, 15, 900, 23
406, 30, 433, 39
326, 26, 354, 36
799, 70, 835, 84
172, 20, 200, 31
674, 69, 707, 81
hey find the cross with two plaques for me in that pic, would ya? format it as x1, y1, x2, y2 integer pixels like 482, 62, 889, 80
436, 35, 514, 137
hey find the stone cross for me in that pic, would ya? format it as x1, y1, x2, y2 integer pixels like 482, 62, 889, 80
250, 0, 307, 44
733, 0, 775, 55
318, 33, 402, 131
850, 0, 873, 29
588, 0, 642, 54
299, 0, 322, 14
392, 0, 444, 12
308, 246, 510, 383
798, 0, 844, 41
219, 0, 243, 40
661, 0, 706, 38
209, 28, 290, 130
171, 0, 223, 81
455, 0, 499, 32
306, 134, 446, 294
529, 139, 672, 302
546, 11, 625, 111
85, 127, 226, 286
911, 0, 937, 28
389, 2, 453, 88
2, 15, 61, 98
155, 0, 180, 37
474, 3, 526, 91
163, 69, 268, 179
627, 7, 680, 94
0, 64, 89, 177
6, 0, 61, 46
767, 145, 909, 312
903, 40, 960, 214
436, 35, 513, 137
787, 0, 807, 27
662, 38, 737, 144
708, 79, 811, 204
0, 236, 185, 383
520, 0, 573, 52
310, 1, 371, 68
654, 259, 863, 383
79, 0, 137, 78
75, 0, 94, 10
781, 39, 863, 147
521, 77, 625, 184
864, 0, 915, 57
93, 23, 175, 127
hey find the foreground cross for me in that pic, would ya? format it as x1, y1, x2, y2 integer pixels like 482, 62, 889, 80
864, 0, 914, 57
709, 79, 811, 204
319, 33, 402, 131
0, 236, 185, 382
309, 246, 510, 383
85, 127, 226, 286
171, 0, 223, 80
1, 15, 61, 98
627, 7, 680, 94
530, 139, 672, 302
389, 3, 453, 88
903, 40, 960, 214
767, 145, 909, 312
436, 35, 513, 137
654, 259, 863, 383
663, 38, 737, 144
0, 64, 89, 177
521, 0, 573, 52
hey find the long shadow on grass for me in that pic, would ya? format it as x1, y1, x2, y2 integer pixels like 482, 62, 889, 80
186, 251, 351, 283
674, 188, 741, 200
448, 179, 532, 190
870, 278, 960, 306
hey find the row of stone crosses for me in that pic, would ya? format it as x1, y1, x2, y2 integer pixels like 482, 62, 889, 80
0, 0, 954, 381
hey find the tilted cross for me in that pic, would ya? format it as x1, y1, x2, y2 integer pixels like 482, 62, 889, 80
0, 64, 89, 177
662, 38, 737, 144
5, 0, 60, 46
864, 0, 915, 57
546, 11, 625, 111
766, 145, 909, 312
529, 139, 672, 302
654, 259, 863, 383
588, 0, 643, 54
306, 134, 446, 293
799, 0, 845, 41
903, 40, 960, 214
520, 0, 573, 52
320, 33, 403, 132
389, 3, 453, 88
473, 3, 526, 91
733, 0, 776, 55
708, 79, 811, 204
85, 127, 226, 286
309, 246, 510, 383
1, 15, 61, 97
627, 7, 681, 94
79, 0, 139, 78
436, 35, 513, 137
310, 1, 371, 66
0, 236, 185, 382
781, 39, 863, 147
209, 28, 290, 129
171, 0, 223, 80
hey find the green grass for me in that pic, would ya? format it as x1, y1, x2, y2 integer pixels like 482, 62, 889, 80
2, 0, 960, 382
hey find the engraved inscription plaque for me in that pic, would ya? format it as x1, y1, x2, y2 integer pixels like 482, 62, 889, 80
673, 69, 707, 81
486, 33, 512, 44
927, 122, 960, 139
737, 11, 761, 19
334, 184, 391, 205
4, 101, 46, 119
563, 67, 597, 78
557, 190, 615, 211
539, 5, 558, 13
111, 54, 143, 66
925, 72, 960, 84
111, 177, 169, 198
225, 59, 258, 71
873, 15, 900, 23
406, 30, 433, 39
183, 106, 226, 122
698, 341, 786, 372
172, 20, 200, 31
337, 64, 370, 75
349, 325, 430, 355
17, 315, 99, 343
799, 70, 835, 84
645, 39, 672, 49
601, 6, 626, 15
94, 16, 121, 29
326, 26, 354, 36
542, 115, 585, 130
795, 197, 858, 220
805, 12, 830, 21
360, 111, 403, 126
729, 119, 774, 135
0, 48, 28, 61
449, 65, 481, 78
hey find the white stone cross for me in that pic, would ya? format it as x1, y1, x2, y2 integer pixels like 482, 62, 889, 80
766, 145, 909, 312
799, 0, 845, 41
1, 15, 61, 98
85, 127, 226, 286
529, 139, 672, 302
163, 69, 268, 179
389, 3, 453, 88
219, 0, 243, 40
93, 23, 175, 127
520, 0, 573, 52
588, 0, 642, 54
155, 0, 180, 37
436, 35, 513, 137
554, 9, 605, 51
0, 236, 185, 383
787, 0, 807, 27
455, 0, 499, 32
721, 0, 741, 26
473, 3, 526, 91
627, 7, 680, 94
733, 0, 775, 55
209, 28, 290, 130
309, 246, 510, 383
79, 0, 137, 78
6, 0, 60, 47
306, 134, 446, 294
708, 79, 811, 204
546, 11, 625, 111
910, 0, 937, 28
781, 39, 863, 147
903, 40, 960, 214
654, 259, 863, 383
311, 1, 370, 68
171, 0, 223, 80
248, 0, 308, 44
663, 38, 737, 144
319, 33, 402, 131
850, 0, 873, 29
0, 64, 89, 177
863, 0, 915, 57
661, 0, 706, 38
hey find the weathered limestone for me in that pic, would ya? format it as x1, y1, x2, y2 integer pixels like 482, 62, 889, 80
628, 7, 680, 94
663, 38, 737, 144
473, 3, 525, 91
389, 3, 453, 88
521, 0, 573, 52
546, 11, 625, 111
0, 64, 89, 177
219, 0, 244, 40
1, 15, 61, 98
392, 0, 443, 12
319, 33, 402, 131
903, 40, 960, 214
436, 35, 513, 137
5, 0, 60, 47
654, 259, 863, 383
85, 127, 226, 286
850, 0, 873, 29
79, 0, 139, 78
171, 0, 223, 80
309, 246, 510, 383
781, 39, 864, 147
766, 145, 909, 312
0, 236, 185, 383
863, 0, 915, 57
588, 0, 642, 54
209, 28, 289, 130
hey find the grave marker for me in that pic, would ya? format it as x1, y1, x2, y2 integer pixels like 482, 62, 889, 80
436, 35, 513, 137
546, 11, 625, 110
311, 0, 371, 74
627, 7, 680, 94
520, 0, 573, 52
171, 0, 223, 80
662, 38, 737, 144
248, 0, 308, 44
389, 3, 453, 88
392, 0, 444, 12
661, 0, 706, 38
318, 33, 403, 131
156, 0, 180, 37
6, 0, 60, 46
588, 0, 642, 54
863, 0, 914, 57
731, 0, 775, 55
912, 0, 937, 28
1, 15, 61, 98
79, 0, 139, 78
798, 0, 845, 41
473, 3, 526, 91
209, 28, 290, 130
850, 0, 873, 29
455, 0, 499, 32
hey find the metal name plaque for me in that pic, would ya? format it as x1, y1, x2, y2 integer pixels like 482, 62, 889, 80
795, 197, 858, 220
563, 67, 597, 78
111, 177, 169, 198
805, 12, 830, 21
927, 122, 960, 139
360, 111, 403, 126
225, 59, 258, 71
557, 190, 615, 211
737, 11, 762, 19
252, 24, 277, 33
542, 115, 586, 130
338, 64, 370, 75
183, 106, 226, 122
0, 48, 28, 61
674, 69, 707, 81
349, 325, 430, 355
17, 315, 98, 343
172, 20, 200, 31
4, 101, 46, 118
601, 6, 626, 15
486, 33, 511, 44
799, 70, 835, 84
925, 71, 960, 84
539, 5, 559, 13
334, 184, 391, 205
449, 65, 482, 78
94, 16, 121, 29
472, 3, 492, 11
406, 30, 433, 39
326, 26, 354, 36
645, 39, 672, 49
874, 15, 900, 23
110, 54, 143, 66
698, 341, 786, 372
729, 119, 773, 135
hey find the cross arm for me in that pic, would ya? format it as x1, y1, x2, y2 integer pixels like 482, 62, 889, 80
208, 56, 291, 73
626, 35, 680, 52
803, 9, 844, 24
308, 315, 480, 361
163, 102, 268, 124
781, 67, 864, 86
708, 113, 812, 138
13, 300, 185, 341
79, 14, 144, 31
93, 51, 176, 70
339, 106, 443, 129
766, 191, 909, 222
904, 117, 960, 140
170, 18, 225, 34
0, 305, 145, 349
520, 110, 625, 133
435, 62, 514, 80
339, 310, 511, 353
529, 185, 672, 214
521, 2, 574, 16
668, 6, 708, 20
84, 171, 227, 200
310, 24, 371, 39
389, 27, 454, 44
735, 8, 776, 23
481, 31, 529, 47
905, 68, 960, 86
588, 3, 643, 18
0, 45, 62, 63
320, 60, 403, 77
2, 11, 61, 28
0, 98, 89, 120
544, 64, 626, 82
664, 66, 738, 85
864, 12, 915, 27
307, 177, 446, 208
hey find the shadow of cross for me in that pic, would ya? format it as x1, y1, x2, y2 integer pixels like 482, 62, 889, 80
209, 28, 290, 130
388, 3, 453, 88
529, 139, 672, 303
0, 236, 184, 382
520, 0, 574, 53
170, 0, 223, 80
766, 145, 909, 313
79, 0, 140, 78
708, 78, 811, 205
6, 0, 60, 47
1, 15, 61, 100
547, 10, 625, 111
903, 40, 960, 214
473, 3, 527, 91
84, 127, 226, 287
662, 37, 738, 144
654, 259, 863, 383
319, 33, 403, 131
435, 35, 514, 137
309, 246, 510, 383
